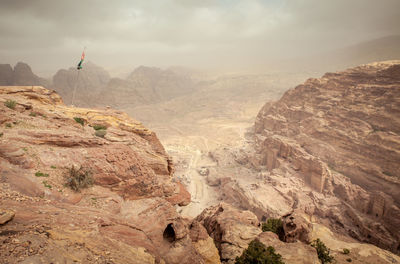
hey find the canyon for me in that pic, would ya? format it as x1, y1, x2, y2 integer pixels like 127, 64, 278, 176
1, 61, 400, 263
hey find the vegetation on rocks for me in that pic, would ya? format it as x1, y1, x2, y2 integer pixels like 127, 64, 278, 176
93, 124, 107, 130
35, 171, 49, 177
4, 99, 16, 109
73, 117, 85, 126
235, 239, 284, 264
65, 166, 94, 191
311, 239, 334, 264
261, 218, 284, 238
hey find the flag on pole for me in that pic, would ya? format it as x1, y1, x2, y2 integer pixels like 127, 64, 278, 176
77, 49, 85, 70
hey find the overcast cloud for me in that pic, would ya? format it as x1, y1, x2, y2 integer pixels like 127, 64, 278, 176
0, 0, 399, 76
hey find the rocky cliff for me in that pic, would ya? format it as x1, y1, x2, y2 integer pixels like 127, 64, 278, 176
254, 61, 400, 253
0, 86, 220, 263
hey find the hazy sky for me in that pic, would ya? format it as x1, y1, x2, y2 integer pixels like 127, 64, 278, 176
1, 0, 399, 76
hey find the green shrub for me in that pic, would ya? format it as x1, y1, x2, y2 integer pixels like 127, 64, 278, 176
65, 166, 94, 192
93, 124, 107, 130
42, 180, 52, 189
235, 239, 284, 264
35, 171, 49, 177
5, 123, 12, 128
4, 100, 16, 109
73, 117, 85, 126
50, 165, 57, 169
29, 112, 37, 117
0, 132, 3, 137
342, 248, 350, 255
346, 258, 352, 262
262, 218, 284, 237
95, 129, 107, 138
311, 239, 334, 264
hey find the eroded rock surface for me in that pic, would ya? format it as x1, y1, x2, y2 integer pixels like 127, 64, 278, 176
254, 61, 400, 253
0, 86, 218, 264
196, 203, 261, 264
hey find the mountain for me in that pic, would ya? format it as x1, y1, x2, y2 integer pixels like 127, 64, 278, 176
302, 35, 400, 73
52, 61, 111, 107
0, 62, 50, 87
126, 66, 197, 102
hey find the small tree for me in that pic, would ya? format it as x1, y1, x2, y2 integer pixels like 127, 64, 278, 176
311, 239, 334, 264
235, 239, 284, 264
262, 218, 284, 238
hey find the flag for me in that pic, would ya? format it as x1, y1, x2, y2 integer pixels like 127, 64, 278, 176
77, 50, 85, 70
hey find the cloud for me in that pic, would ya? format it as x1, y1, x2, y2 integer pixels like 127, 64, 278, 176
0, 0, 399, 75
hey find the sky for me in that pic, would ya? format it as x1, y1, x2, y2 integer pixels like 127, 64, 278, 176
0, 0, 400, 76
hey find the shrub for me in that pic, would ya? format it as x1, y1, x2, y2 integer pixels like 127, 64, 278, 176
29, 112, 37, 117
5, 123, 12, 128
93, 124, 107, 130
35, 171, 49, 177
73, 117, 85, 126
311, 239, 334, 264
95, 129, 107, 138
65, 166, 94, 191
262, 218, 284, 237
235, 239, 284, 264
4, 100, 16, 109
42, 180, 52, 189
50, 165, 57, 169
346, 258, 352, 262
342, 248, 350, 255
0, 132, 3, 137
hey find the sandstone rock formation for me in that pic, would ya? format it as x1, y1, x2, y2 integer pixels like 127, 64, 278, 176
196, 203, 261, 263
254, 61, 400, 253
257, 232, 319, 264
0, 86, 218, 263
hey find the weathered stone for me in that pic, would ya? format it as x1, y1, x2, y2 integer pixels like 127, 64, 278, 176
0, 209, 15, 225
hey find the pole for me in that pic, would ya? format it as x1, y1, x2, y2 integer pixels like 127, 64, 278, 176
71, 69, 80, 106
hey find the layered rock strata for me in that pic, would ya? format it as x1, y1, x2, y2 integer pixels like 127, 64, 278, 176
0, 86, 218, 263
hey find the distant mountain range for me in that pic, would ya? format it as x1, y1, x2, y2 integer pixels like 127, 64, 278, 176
1, 35, 399, 108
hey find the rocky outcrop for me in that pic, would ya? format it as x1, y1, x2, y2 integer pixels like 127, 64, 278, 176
282, 212, 312, 243
0, 86, 219, 263
196, 203, 261, 263
254, 61, 400, 253
257, 232, 319, 264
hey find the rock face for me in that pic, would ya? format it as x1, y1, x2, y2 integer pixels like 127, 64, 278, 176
196, 203, 261, 263
254, 61, 400, 253
0, 86, 219, 263
257, 232, 319, 264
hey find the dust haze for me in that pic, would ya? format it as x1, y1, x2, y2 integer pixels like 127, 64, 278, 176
1, 0, 400, 76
